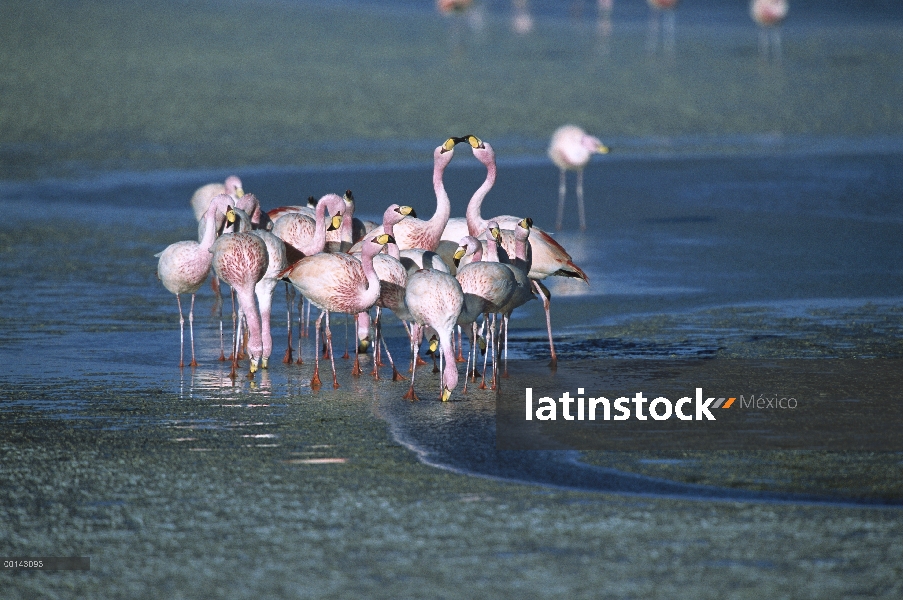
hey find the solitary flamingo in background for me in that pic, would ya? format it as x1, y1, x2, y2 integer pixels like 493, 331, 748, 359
348, 138, 459, 253
156, 194, 232, 367
548, 125, 609, 231
442, 136, 589, 365
404, 268, 465, 402
751, 0, 788, 62
279, 234, 394, 390
226, 204, 288, 370
647, 0, 678, 55
211, 229, 269, 379
190, 175, 243, 222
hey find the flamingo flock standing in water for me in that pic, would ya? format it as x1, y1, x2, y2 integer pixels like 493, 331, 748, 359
154, 135, 591, 399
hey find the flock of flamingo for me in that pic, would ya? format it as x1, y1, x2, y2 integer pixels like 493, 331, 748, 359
156, 130, 608, 401
440, 0, 789, 59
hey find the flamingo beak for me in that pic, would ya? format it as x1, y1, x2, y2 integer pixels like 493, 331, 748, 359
397, 205, 416, 218
328, 214, 343, 231
597, 144, 610, 154
490, 226, 501, 240
441, 386, 452, 402
518, 217, 533, 229
441, 138, 457, 153
226, 207, 237, 223
235, 188, 245, 198
453, 247, 466, 267
358, 336, 371, 353
464, 135, 484, 149
344, 189, 355, 203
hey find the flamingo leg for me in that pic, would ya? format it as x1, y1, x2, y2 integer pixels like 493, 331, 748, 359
532, 279, 558, 366
176, 294, 185, 368
403, 324, 421, 401
455, 325, 466, 363
283, 282, 294, 364
188, 294, 198, 367
324, 311, 339, 389
342, 313, 350, 360
295, 293, 304, 364
576, 169, 587, 232
556, 168, 567, 231
479, 315, 491, 390
311, 311, 324, 389
351, 313, 362, 377
502, 313, 510, 378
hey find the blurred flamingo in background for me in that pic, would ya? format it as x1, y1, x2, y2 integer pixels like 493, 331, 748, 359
511, 0, 533, 35
548, 125, 609, 231
751, 0, 788, 62
647, 0, 678, 55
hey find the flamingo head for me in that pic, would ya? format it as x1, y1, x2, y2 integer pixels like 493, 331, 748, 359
584, 135, 609, 155
306, 195, 317, 208
224, 175, 244, 198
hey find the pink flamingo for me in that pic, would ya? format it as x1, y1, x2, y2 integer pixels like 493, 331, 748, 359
548, 125, 609, 231
279, 234, 394, 390
210, 229, 269, 379
751, 0, 788, 61
155, 194, 233, 367
190, 175, 243, 222
647, 0, 678, 55
403, 268, 464, 402
441, 137, 589, 365
348, 138, 459, 253
226, 205, 288, 370
270, 193, 345, 362
453, 233, 517, 390
354, 204, 417, 381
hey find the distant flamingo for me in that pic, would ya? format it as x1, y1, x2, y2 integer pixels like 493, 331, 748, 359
155, 194, 232, 367
548, 125, 609, 231
647, 0, 678, 55
279, 234, 394, 390
403, 268, 464, 402
442, 137, 589, 365
348, 138, 459, 253
751, 0, 788, 61
210, 229, 269, 379
226, 205, 288, 370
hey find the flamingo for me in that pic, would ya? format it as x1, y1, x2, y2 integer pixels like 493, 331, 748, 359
210, 229, 269, 379
190, 175, 243, 222
548, 125, 609, 231
353, 204, 416, 381
348, 137, 461, 253
751, 0, 788, 61
441, 137, 589, 365
490, 219, 535, 377
403, 268, 464, 402
155, 194, 232, 367
647, 0, 678, 55
453, 235, 517, 389
271, 193, 345, 361
226, 206, 288, 370
279, 234, 394, 390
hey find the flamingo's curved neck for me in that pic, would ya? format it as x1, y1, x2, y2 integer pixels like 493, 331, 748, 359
359, 244, 382, 308
514, 232, 530, 271
301, 200, 331, 256
470, 243, 483, 263
340, 199, 354, 247
466, 157, 496, 237
485, 238, 500, 263
425, 156, 453, 246
384, 218, 401, 260
440, 330, 458, 393
198, 209, 219, 252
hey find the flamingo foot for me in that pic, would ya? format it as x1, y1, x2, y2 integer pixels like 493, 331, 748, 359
311, 369, 322, 390
352, 357, 362, 376
376, 359, 386, 367
282, 348, 293, 364
332, 374, 340, 389
218, 352, 226, 362
415, 356, 428, 366
391, 368, 407, 381
548, 358, 558, 372
402, 386, 419, 401
455, 356, 467, 363
189, 359, 198, 368
295, 355, 304, 365
342, 350, 350, 360
479, 381, 488, 390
